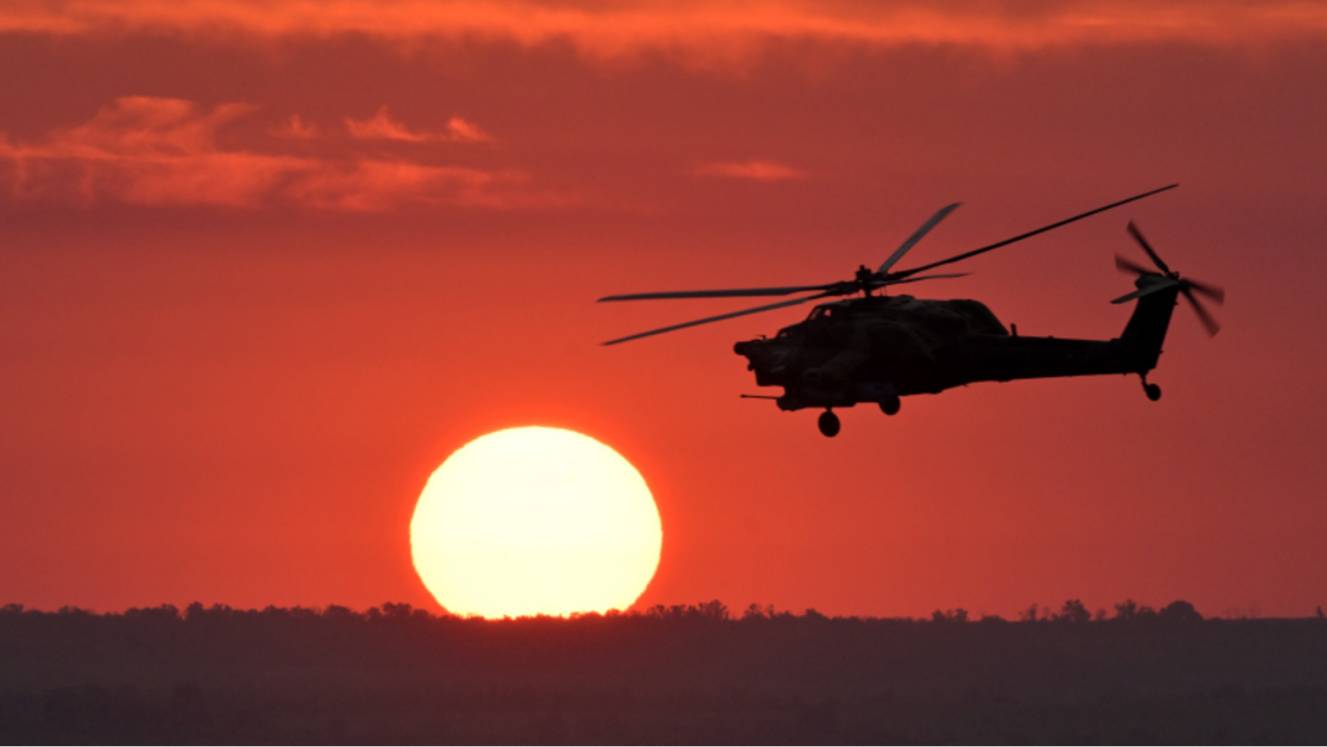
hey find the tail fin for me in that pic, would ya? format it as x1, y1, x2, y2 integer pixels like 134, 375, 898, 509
1119, 275, 1181, 372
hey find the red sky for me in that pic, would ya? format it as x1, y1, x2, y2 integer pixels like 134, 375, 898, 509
2, 1, 1325, 618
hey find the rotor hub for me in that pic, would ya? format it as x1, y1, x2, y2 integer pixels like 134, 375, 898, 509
854, 265, 876, 295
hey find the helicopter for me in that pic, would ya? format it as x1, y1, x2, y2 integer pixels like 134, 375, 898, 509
597, 183, 1225, 437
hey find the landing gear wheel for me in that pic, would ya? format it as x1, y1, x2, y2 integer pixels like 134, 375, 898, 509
1144, 383, 1162, 402
879, 396, 901, 416
817, 410, 841, 438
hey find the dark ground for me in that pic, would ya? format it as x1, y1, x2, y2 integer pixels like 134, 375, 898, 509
2, 601, 1326, 744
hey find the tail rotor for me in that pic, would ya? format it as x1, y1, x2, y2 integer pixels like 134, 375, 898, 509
1112, 221, 1226, 336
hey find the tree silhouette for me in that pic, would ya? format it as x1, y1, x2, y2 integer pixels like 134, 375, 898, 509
2, 599, 1324, 743
1159, 599, 1202, 623
1114, 598, 1139, 621
1058, 599, 1091, 623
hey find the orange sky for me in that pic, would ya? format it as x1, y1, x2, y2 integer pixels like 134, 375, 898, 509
2, 1, 1325, 618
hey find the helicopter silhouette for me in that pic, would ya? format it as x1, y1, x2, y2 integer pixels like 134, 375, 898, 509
598, 184, 1224, 437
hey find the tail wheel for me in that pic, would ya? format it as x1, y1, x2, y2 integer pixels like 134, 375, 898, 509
817, 410, 841, 438
879, 396, 901, 416
1144, 383, 1162, 401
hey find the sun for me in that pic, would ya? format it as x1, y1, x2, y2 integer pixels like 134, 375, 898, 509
410, 426, 663, 618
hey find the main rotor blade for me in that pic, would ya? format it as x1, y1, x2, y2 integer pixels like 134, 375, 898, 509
601, 292, 832, 345
1126, 221, 1173, 274
880, 272, 970, 286
1185, 277, 1226, 305
890, 183, 1179, 280
1115, 254, 1152, 276
878, 202, 962, 274
1182, 287, 1221, 336
598, 283, 836, 302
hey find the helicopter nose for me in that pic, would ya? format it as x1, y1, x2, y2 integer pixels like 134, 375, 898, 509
735, 339, 790, 382
733, 339, 762, 357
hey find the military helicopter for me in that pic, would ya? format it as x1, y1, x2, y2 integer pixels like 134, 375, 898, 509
598, 183, 1225, 437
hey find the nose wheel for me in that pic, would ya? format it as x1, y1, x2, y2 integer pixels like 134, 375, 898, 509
879, 395, 901, 416
817, 409, 841, 438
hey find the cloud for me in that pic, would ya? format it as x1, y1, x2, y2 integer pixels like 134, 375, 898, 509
288, 160, 514, 211
696, 159, 805, 182
0, 97, 522, 211
56, 96, 255, 154
444, 116, 493, 144
344, 107, 494, 144
0, 97, 295, 207
273, 114, 321, 140
0, 1, 1324, 54
345, 107, 429, 143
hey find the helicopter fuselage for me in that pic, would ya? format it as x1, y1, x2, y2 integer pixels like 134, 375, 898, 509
733, 280, 1179, 412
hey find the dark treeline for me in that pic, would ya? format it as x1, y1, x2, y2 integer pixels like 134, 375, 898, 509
3, 600, 1326, 744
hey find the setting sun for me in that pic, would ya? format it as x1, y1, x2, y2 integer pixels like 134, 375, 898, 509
410, 426, 662, 618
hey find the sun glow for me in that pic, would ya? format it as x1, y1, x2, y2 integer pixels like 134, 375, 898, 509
410, 427, 663, 618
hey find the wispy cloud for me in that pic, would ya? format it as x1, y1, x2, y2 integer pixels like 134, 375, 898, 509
273, 114, 321, 140
344, 107, 493, 144
444, 116, 492, 144
0, 97, 524, 211
345, 107, 429, 143
696, 159, 805, 182
288, 159, 514, 211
